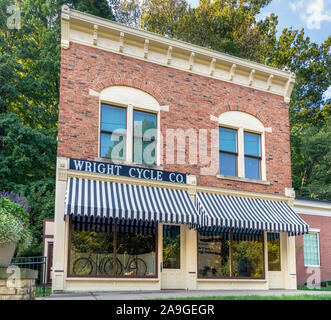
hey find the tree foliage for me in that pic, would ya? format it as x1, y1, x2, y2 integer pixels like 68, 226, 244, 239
0, 0, 115, 255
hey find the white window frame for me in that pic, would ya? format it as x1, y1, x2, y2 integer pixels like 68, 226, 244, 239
98, 86, 161, 166
218, 111, 267, 181
303, 229, 320, 267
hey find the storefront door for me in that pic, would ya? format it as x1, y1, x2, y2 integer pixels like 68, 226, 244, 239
267, 233, 284, 288
161, 224, 185, 289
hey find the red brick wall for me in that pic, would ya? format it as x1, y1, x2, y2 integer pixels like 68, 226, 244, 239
58, 42, 292, 195
296, 214, 331, 285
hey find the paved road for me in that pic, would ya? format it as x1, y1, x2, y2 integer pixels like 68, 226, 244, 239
37, 289, 331, 300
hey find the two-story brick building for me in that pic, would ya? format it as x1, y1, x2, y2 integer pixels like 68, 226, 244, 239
52, 6, 309, 292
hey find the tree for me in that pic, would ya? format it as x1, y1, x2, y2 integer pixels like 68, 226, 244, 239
111, 0, 141, 27
0, 0, 116, 255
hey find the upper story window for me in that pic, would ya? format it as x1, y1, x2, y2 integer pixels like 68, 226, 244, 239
99, 86, 161, 166
219, 127, 237, 176
218, 111, 267, 181
244, 132, 261, 180
100, 105, 127, 160
133, 110, 157, 165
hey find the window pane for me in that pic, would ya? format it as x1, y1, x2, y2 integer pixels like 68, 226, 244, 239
116, 231, 156, 277
70, 228, 114, 276
198, 233, 230, 277
268, 238, 281, 271
133, 137, 156, 165
232, 239, 264, 278
163, 225, 180, 269
219, 127, 237, 152
220, 152, 236, 176
101, 105, 126, 132
245, 156, 260, 179
100, 132, 125, 160
244, 132, 260, 156
133, 111, 157, 136
303, 233, 319, 266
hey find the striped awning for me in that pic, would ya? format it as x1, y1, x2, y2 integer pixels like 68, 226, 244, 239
65, 178, 199, 225
197, 192, 309, 235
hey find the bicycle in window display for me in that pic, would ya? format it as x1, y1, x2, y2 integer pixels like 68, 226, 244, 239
72, 251, 148, 276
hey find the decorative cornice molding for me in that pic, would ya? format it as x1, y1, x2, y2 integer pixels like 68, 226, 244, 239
61, 5, 296, 103
57, 163, 291, 203
294, 199, 331, 217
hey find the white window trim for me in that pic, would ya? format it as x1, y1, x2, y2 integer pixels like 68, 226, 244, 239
303, 231, 321, 268
217, 111, 268, 182
98, 86, 161, 166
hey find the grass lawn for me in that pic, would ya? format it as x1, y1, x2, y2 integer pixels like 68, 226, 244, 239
297, 285, 331, 291
162, 294, 331, 300
35, 285, 52, 298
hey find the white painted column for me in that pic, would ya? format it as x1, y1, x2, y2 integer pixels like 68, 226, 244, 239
185, 227, 198, 290
286, 235, 298, 289
52, 158, 68, 292
238, 127, 244, 177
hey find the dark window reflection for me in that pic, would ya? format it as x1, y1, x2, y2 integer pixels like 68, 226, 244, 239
70, 222, 156, 277
268, 238, 281, 271
198, 234, 230, 277
163, 225, 180, 269
232, 239, 264, 278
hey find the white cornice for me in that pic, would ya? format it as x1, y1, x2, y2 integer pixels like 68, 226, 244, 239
294, 199, 331, 217
61, 5, 296, 103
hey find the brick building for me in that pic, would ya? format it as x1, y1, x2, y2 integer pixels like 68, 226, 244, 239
294, 198, 331, 286
52, 6, 310, 292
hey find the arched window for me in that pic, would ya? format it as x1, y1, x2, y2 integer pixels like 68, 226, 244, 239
98, 86, 161, 166
218, 111, 267, 182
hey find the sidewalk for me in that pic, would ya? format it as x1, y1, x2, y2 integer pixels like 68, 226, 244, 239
37, 289, 331, 300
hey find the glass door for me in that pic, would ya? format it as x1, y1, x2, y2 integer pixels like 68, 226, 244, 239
161, 225, 184, 289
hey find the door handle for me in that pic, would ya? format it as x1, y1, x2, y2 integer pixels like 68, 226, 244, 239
160, 262, 162, 272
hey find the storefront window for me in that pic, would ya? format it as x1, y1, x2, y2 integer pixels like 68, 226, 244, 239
232, 239, 264, 278
70, 229, 114, 276
69, 220, 156, 277
163, 225, 180, 269
268, 236, 281, 271
198, 231, 264, 279
116, 232, 156, 276
198, 234, 230, 277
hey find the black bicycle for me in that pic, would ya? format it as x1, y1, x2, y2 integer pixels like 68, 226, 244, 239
73, 253, 147, 276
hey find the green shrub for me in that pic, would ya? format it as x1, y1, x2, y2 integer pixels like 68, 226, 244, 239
0, 193, 33, 254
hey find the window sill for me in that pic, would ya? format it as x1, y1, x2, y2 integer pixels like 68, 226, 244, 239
197, 278, 267, 282
216, 174, 270, 185
66, 277, 160, 282
304, 265, 320, 268
96, 157, 164, 170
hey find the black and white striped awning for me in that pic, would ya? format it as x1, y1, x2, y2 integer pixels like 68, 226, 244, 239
197, 192, 308, 236
65, 178, 199, 225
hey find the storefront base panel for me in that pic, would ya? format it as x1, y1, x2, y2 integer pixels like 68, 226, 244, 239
62, 279, 272, 292
196, 279, 268, 290
65, 278, 161, 291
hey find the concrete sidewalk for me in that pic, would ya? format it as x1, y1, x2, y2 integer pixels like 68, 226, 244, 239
37, 289, 331, 300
